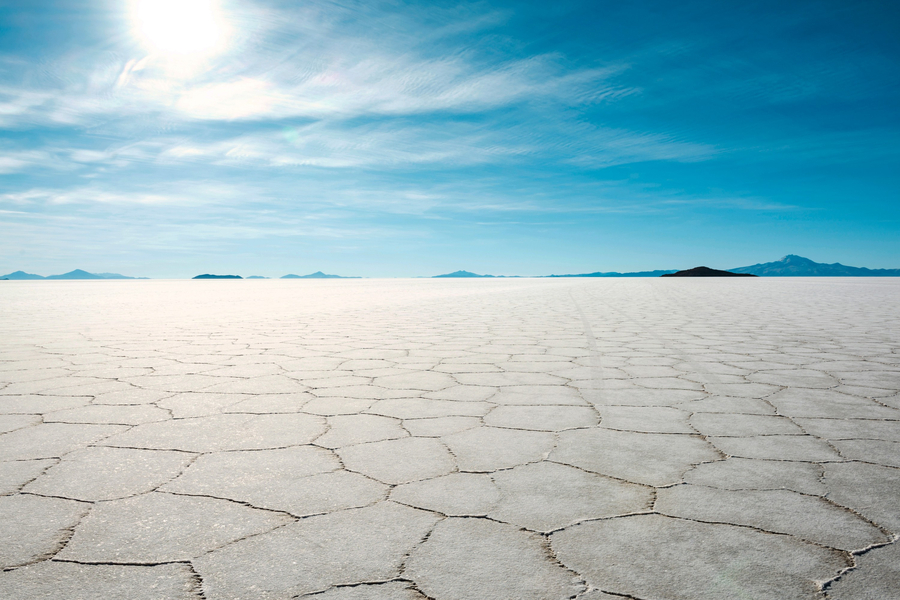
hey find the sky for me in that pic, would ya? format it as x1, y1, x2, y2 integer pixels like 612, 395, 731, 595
0, 0, 898, 278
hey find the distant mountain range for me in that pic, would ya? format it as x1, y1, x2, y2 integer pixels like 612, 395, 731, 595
433, 270, 521, 278
730, 255, 900, 276
3, 256, 898, 281
281, 271, 360, 279
0, 269, 145, 280
547, 255, 900, 278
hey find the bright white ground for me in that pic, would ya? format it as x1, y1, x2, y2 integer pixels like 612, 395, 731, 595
1, 278, 898, 599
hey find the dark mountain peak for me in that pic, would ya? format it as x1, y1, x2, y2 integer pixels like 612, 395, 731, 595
780, 255, 818, 264
662, 266, 757, 278
433, 270, 494, 278
193, 274, 242, 279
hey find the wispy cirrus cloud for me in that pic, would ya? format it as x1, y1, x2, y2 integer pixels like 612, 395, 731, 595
160, 120, 714, 170
0, 181, 243, 206
0, 53, 629, 127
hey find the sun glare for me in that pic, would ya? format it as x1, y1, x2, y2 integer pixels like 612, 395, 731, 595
132, 0, 228, 56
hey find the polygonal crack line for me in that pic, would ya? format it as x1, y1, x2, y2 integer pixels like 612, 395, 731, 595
542, 458, 668, 490
139, 452, 203, 494
17, 490, 95, 506
783, 415, 900, 423
386, 491, 495, 519
0, 415, 45, 435
169, 559, 207, 598
51, 556, 205, 572
397, 514, 446, 584
160, 486, 390, 527
433, 438, 462, 474
1, 458, 58, 496
52, 558, 206, 600
819, 535, 900, 595
343, 461, 457, 489
395, 417, 423, 438
582, 590, 650, 600
651, 511, 866, 556
158, 489, 301, 523
758, 395, 853, 461
597, 427, 723, 441
85, 445, 200, 461
666, 479, 895, 539
818, 486, 900, 539
830, 458, 900, 473
295, 577, 429, 599
533, 528, 589, 597
2, 497, 95, 569
306, 418, 335, 445
868, 394, 900, 410
817, 435, 900, 445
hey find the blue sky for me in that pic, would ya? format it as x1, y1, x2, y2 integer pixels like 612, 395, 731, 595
1, 0, 898, 277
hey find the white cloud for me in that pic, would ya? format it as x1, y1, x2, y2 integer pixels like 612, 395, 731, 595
0, 150, 55, 173
0, 52, 625, 127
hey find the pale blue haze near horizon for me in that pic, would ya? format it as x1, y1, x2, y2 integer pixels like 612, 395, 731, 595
0, 0, 898, 278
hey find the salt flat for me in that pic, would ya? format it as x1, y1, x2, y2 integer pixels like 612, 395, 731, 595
1, 277, 898, 599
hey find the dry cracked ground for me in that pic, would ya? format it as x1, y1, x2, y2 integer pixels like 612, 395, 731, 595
1, 278, 899, 600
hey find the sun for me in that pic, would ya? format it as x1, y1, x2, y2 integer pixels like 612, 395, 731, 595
131, 0, 228, 57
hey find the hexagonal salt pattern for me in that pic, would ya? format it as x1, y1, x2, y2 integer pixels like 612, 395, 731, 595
406, 517, 585, 600
551, 514, 849, 600
1, 278, 899, 599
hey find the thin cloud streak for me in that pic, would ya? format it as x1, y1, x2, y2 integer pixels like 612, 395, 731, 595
0, 54, 627, 126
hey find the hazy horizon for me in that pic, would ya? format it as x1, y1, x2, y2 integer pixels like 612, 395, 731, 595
5, 253, 900, 280
1, 0, 898, 278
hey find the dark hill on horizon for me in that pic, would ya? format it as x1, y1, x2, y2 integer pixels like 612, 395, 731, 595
281, 271, 360, 279
193, 274, 242, 279
662, 267, 757, 277
731, 255, 900, 276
